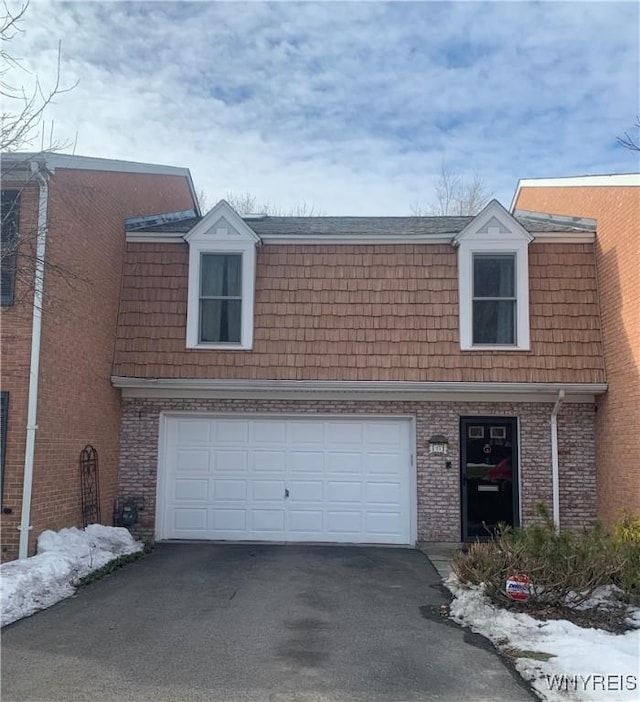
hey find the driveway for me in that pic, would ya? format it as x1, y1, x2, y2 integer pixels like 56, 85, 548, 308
2, 544, 533, 702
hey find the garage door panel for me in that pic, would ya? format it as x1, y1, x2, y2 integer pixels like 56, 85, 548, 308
251, 480, 285, 501
211, 508, 247, 531
326, 422, 363, 444
253, 421, 287, 443
366, 481, 401, 503
365, 422, 403, 445
174, 478, 208, 501
174, 448, 209, 473
327, 452, 362, 474
366, 452, 403, 474
289, 451, 324, 472
327, 481, 362, 502
215, 420, 250, 443
288, 422, 325, 444
213, 479, 247, 500
214, 449, 248, 472
173, 508, 207, 531
161, 416, 412, 544
253, 450, 286, 472
251, 509, 286, 533
366, 511, 402, 534
326, 511, 362, 534
288, 509, 323, 533
288, 480, 323, 501
176, 420, 211, 443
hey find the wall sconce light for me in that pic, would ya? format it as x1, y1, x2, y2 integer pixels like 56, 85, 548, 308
428, 434, 449, 455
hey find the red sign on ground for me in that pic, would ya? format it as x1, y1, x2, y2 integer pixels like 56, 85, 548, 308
506, 574, 532, 602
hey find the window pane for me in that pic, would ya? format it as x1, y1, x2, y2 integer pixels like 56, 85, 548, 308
473, 300, 516, 344
201, 254, 242, 297
1, 190, 20, 306
200, 299, 242, 343
473, 255, 515, 298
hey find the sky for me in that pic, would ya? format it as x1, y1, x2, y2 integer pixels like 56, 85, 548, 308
7, 0, 640, 215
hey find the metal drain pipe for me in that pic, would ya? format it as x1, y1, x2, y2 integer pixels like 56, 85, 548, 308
550, 389, 565, 531
18, 161, 49, 559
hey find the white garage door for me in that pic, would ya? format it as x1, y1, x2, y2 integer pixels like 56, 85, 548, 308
158, 416, 413, 545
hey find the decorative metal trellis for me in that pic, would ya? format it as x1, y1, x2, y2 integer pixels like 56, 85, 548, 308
80, 445, 101, 527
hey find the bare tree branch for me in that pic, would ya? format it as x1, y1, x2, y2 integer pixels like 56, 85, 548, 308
195, 188, 209, 213
411, 162, 492, 216
617, 117, 640, 152
1, 0, 78, 152
208, 190, 326, 216
1, 174, 91, 316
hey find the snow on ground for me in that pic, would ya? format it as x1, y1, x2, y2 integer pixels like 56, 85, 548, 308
447, 577, 640, 702
1, 525, 143, 627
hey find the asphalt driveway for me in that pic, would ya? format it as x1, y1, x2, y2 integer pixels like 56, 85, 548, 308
2, 544, 533, 702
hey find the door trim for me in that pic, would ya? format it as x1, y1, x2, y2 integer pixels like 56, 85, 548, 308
459, 416, 520, 541
155, 411, 417, 545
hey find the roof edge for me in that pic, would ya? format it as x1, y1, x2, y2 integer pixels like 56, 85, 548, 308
511, 173, 640, 212
111, 377, 607, 402
125, 229, 596, 245
1, 152, 201, 215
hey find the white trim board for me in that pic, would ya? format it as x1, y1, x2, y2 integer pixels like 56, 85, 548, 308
124, 230, 596, 245
510, 173, 640, 211
1, 152, 192, 177
112, 377, 606, 403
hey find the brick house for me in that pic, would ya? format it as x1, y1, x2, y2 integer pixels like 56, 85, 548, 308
512, 174, 640, 529
112, 198, 606, 546
0, 152, 198, 561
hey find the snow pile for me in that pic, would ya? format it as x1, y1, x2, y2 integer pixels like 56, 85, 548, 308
447, 577, 640, 702
1, 524, 143, 627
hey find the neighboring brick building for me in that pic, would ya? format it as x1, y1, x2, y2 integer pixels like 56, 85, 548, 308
0, 153, 198, 561
512, 174, 640, 529
113, 199, 605, 545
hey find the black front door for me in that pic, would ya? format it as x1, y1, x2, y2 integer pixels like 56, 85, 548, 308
460, 417, 519, 540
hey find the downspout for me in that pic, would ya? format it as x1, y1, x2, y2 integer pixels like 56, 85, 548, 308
550, 389, 565, 532
18, 162, 49, 559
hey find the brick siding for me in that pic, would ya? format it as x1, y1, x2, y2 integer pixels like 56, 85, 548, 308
516, 185, 639, 527
0, 168, 195, 561
118, 397, 596, 543
0, 183, 39, 560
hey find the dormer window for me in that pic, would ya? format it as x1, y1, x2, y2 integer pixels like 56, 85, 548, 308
455, 200, 531, 351
472, 254, 516, 345
185, 201, 259, 350
199, 253, 243, 343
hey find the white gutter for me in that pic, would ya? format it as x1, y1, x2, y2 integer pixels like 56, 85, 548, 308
124, 230, 596, 245
110, 376, 606, 404
18, 162, 49, 559
550, 389, 565, 532
111, 377, 607, 395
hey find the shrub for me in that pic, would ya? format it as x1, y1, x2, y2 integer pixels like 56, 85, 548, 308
452, 510, 639, 611
612, 512, 640, 598
614, 512, 640, 544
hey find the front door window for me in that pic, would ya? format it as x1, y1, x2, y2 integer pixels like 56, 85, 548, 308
460, 417, 519, 540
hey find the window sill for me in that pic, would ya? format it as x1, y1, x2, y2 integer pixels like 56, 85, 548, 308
461, 345, 531, 352
186, 342, 253, 351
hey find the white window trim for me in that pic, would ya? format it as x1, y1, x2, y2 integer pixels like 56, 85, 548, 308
186, 238, 256, 350
459, 239, 530, 351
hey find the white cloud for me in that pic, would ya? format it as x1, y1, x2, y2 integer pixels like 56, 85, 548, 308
6, 0, 640, 214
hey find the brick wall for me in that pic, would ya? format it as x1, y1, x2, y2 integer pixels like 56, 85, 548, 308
0, 183, 39, 559
118, 398, 596, 543
516, 185, 639, 527
0, 168, 195, 560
